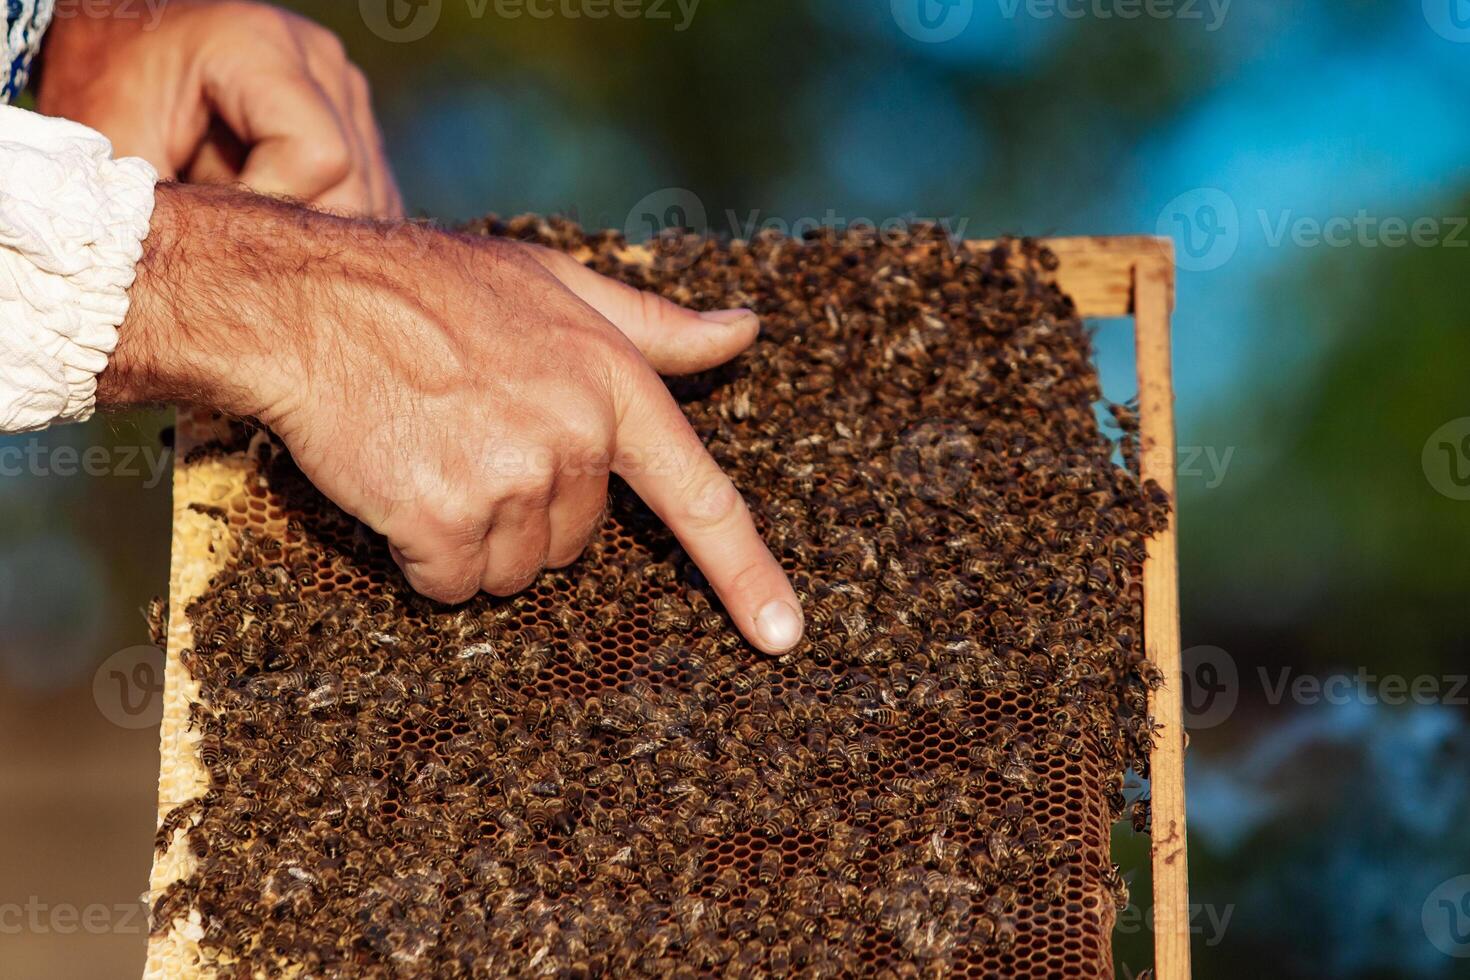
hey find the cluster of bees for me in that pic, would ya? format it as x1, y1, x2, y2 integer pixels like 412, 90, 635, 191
155, 221, 1168, 978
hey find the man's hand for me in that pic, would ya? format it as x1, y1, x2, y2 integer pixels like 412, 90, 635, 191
105, 184, 805, 654
38, 0, 401, 217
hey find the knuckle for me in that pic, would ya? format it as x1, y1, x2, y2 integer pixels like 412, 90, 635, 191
604, 328, 647, 366
407, 564, 479, 605
242, 4, 306, 45
492, 464, 556, 507
306, 23, 348, 62
418, 501, 487, 546
483, 565, 540, 597
296, 135, 354, 187
233, 3, 282, 29
728, 557, 773, 598
424, 580, 478, 605
549, 508, 603, 567
636, 288, 681, 331
547, 540, 588, 569
561, 327, 644, 403
516, 481, 557, 510
680, 472, 745, 532
599, 332, 653, 388
557, 411, 612, 464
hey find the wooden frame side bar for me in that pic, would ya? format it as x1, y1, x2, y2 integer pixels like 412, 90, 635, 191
1131, 245, 1190, 980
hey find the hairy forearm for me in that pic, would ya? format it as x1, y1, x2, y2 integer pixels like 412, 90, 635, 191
102, 183, 302, 415
101, 183, 425, 420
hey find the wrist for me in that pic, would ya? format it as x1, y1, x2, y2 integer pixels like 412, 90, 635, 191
104, 183, 320, 420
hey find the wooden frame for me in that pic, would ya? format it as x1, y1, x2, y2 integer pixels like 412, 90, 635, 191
148, 234, 1186, 980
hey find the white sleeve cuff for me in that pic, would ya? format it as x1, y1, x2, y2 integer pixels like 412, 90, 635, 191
0, 105, 159, 432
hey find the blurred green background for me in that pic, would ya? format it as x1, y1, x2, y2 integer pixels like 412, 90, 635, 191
3, 1, 1469, 977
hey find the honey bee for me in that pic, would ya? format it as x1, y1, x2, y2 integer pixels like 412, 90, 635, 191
985, 914, 1017, 953
753, 849, 782, 887
1039, 865, 1073, 906
1130, 798, 1151, 833
1000, 758, 1041, 793
651, 597, 695, 634
592, 860, 637, 885
862, 706, 901, 727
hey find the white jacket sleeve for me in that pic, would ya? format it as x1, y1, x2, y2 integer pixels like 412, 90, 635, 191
0, 105, 158, 432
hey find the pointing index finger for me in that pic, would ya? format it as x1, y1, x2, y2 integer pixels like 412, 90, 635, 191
613, 377, 804, 655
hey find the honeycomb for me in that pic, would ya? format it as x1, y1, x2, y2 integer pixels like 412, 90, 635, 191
149, 222, 1168, 979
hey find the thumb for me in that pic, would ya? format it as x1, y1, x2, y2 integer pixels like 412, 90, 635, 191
526, 245, 760, 375
205, 66, 354, 203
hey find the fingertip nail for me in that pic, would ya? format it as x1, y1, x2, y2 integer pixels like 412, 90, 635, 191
754, 599, 804, 652
699, 308, 758, 327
